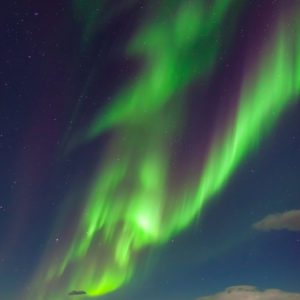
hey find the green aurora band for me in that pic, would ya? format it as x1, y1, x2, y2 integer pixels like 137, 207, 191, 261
23, 2, 300, 299
85, 0, 238, 138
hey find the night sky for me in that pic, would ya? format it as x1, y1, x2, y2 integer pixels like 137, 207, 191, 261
1, 1, 300, 299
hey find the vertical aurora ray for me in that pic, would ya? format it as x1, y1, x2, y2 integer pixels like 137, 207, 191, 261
73, 0, 141, 46
22, 2, 300, 300
164, 12, 300, 235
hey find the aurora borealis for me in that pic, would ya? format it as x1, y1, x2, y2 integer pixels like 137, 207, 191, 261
1, 1, 300, 299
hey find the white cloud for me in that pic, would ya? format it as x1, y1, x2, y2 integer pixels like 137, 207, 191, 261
253, 210, 300, 231
197, 285, 300, 300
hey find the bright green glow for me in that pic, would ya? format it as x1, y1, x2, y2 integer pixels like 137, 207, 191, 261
22, 3, 300, 300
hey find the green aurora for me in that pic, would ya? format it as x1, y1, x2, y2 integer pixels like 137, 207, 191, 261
23, 2, 300, 299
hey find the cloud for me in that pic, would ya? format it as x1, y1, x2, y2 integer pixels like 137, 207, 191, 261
253, 210, 300, 231
197, 285, 300, 300
68, 290, 86, 296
